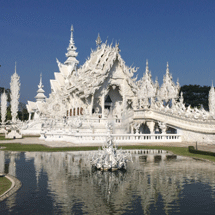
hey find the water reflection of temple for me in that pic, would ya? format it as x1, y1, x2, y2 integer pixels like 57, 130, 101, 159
0, 151, 20, 176
24, 151, 215, 214
0, 151, 21, 212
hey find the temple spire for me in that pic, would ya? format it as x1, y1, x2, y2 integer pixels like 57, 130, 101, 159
166, 62, 169, 74
38, 73, 43, 89
35, 73, 46, 102
15, 62, 17, 74
64, 25, 79, 66
146, 59, 149, 74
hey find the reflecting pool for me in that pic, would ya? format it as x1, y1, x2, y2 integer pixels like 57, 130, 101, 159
1, 150, 215, 214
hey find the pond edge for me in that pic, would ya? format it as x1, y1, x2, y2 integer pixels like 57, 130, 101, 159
0, 174, 22, 202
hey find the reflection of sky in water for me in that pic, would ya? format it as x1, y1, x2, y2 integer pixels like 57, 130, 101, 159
1, 151, 215, 214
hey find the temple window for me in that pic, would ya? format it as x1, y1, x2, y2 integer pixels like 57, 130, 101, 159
105, 95, 112, 110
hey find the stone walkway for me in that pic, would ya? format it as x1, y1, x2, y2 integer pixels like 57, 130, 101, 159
0, 137, 215, 152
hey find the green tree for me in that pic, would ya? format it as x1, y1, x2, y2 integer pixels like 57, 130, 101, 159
179, 85, 210, 110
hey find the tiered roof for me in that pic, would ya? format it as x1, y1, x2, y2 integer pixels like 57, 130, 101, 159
157, 62, 180, 101
137, 60, 157, 99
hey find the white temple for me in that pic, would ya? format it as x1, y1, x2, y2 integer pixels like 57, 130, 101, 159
22, 25, 215, 144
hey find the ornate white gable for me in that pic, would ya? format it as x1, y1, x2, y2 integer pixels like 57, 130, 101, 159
157, 62, 180, 101
137, 60, 157, 99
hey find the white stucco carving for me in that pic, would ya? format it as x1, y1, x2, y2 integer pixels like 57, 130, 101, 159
5, 64, 22, 138
0, 91, 7, 133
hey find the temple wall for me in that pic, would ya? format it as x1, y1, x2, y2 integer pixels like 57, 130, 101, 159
181, 129, 215, 144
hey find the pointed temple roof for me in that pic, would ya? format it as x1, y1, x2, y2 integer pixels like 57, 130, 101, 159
158, 62, 180, 100
138, 60, 157, 99
52, 30, 138, 98
48, 26, 180, 104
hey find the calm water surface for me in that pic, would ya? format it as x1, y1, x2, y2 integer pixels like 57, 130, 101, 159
1, 150, 215, 214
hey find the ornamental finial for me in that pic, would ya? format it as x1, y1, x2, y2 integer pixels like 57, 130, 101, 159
145, 59, 149, 73
96, 33, 102, 48
39, 73, 43, 88
15, 62, 17, 74
166, 62, 169, 74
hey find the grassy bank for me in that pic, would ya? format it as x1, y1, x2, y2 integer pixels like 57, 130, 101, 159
0, 136, 11, 141
1, 143, 215, 162
0, 143, 100, 152
0, 177, 12, 196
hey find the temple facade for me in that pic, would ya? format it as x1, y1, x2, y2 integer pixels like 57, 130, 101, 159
23, 26, 215, 144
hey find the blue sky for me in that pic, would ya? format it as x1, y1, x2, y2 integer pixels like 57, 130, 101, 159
1, 0, 215, 104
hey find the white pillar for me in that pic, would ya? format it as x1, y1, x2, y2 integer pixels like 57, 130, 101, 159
28, 112, 32, 121
102, 93, 105, 118
91, 94, 94, 116
131, 125, 134, 134
123, 79, 126, 112
146, 121, 155, 134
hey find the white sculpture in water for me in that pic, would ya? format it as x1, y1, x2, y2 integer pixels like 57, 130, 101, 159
0, 91, 7, 133
6, 63, 22, 139
91, 123, 131, 171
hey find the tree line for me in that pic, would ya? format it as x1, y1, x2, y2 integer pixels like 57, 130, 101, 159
179, 85, 210, 111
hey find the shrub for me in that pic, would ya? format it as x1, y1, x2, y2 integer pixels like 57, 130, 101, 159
188, 146, 215, 157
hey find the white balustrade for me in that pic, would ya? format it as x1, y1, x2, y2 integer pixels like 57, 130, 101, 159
43, 132, 181, 144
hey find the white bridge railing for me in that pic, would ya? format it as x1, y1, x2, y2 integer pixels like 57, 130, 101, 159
75, 134, 181, 144
42, 132, 181, 144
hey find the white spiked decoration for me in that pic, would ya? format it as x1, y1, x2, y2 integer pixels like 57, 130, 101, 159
1, 91, 7, 125
158, 62, 180, 102
10, 62, 20, 123
96, 33, 102, 48
209, 81, 215, 114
